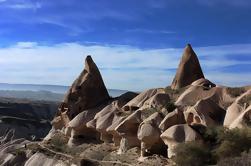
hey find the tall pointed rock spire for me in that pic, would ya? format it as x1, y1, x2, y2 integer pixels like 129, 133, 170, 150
60, 55, 110, 119
171, 44, 204, 90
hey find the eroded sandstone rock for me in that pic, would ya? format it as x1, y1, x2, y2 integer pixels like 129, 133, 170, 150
138, 112, 165, 158
184, 98, 226, 126
160, 124, 202, 158
123, 88, 164, 111
171, 44, 204, 90
59, 55, 110, 120
159, 109, 186, 132
115, 110, 142, 154
224, 90, 251, 127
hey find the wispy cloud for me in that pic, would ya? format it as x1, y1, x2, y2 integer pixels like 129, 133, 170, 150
126, 28, 175, 34
0, 42, 250, 91
0, 1, 41, 10
16, 42, 38, 48
197, 0, 251, 8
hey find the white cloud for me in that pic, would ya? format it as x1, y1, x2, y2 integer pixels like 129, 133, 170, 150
0, 42, 250, 91
16, 42, 38, 48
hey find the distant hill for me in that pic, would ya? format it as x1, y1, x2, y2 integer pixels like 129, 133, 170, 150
0, 83, 68, 94
0, 83, 129, 101
0, 90, 64, 102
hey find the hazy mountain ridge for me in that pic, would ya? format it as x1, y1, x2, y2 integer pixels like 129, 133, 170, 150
0, 83, 129, 101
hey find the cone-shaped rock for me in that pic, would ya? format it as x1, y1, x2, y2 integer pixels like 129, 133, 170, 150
59, 55, 110, 120
171, 44, 204, 90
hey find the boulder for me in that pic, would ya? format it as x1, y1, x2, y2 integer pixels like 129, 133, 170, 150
191, 78, 216, 88
0, 136, 30, 166
141, 93, 170, 110
24, 152, 66, 166
67, 104, 106, 146
95, 111, 115, 143
86, 92, 137, 143
160, 124, 202, 158
229, 105, 251, 129
184, 98, 226, 126
123, 88, 164, 111
106, 114, 127, 146
58, 55, 110, 120
137, 112, 165, 158
175, 85, 227, 107
51, 116, 64, 130
171, 44, 204, 90
115, 110, 142, 153
224, 90, 251, 127
159, 109, 186, 132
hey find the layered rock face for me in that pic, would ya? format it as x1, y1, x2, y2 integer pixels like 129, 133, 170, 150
60, 55, 110, 120
171, 44, 204, 90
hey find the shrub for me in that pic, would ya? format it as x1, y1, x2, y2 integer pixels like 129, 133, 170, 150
174, 127, 251, 165
218, 151, 251, 166
202, 126, 224, 146
142, 108, 164, 119
165, 101, 176, 113
215, 127, 251, 160
174, 142, 211, 166
50, 133, 68, 152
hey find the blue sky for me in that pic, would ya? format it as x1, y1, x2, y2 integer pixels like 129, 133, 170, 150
0, 0, 250, 91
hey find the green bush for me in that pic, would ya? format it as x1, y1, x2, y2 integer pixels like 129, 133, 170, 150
174, 142, 211, 166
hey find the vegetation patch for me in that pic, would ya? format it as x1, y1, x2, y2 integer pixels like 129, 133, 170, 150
174, 142, 211, 166
164, 86, 187, 100
217, 151, 251, 166
226, 87, 246, 98
141, 108, 159, 119
164, 101, 177, 113
174, 127, 251, 165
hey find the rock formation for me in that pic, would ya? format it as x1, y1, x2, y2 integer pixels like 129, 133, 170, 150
123, 88, 164, 111
86, 92, 137, 143
59, 55, 110, 120
137, 112, 165, 159
160, 124, 202, 158
224, 90, 251, 128
115, 110, 142, 154
159, 108, 186, 132
184, 98, 226, 126
171, 44, 204, 90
